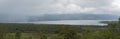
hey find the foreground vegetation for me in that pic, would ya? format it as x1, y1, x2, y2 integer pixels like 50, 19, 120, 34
0, 19, 120, 39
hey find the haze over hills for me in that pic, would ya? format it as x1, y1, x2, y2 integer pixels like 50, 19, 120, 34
0, 13, 119, 23
28, 13, 119, 21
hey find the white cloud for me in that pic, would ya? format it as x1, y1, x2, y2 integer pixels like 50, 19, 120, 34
33, 0, 113, 14
110, 0, 120, 11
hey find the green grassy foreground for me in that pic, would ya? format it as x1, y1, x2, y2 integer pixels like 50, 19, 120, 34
0, 19, 120, 39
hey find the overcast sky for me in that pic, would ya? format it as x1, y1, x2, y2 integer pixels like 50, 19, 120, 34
0, 0, 120, 22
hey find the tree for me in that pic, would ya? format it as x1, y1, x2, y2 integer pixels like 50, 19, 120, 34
34, 26, 48, 39
119, 17, 120, 23
57, 26, 79, 39
15, 28, 21, 39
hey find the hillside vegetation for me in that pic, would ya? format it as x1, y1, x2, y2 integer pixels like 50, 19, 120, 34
0, 18, 120, 39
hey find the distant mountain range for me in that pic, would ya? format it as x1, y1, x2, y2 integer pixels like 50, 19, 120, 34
28, 13, 119, 21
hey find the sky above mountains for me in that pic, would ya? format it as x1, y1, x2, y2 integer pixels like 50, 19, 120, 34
0, 0, 120, 15
0, 0, 120, 22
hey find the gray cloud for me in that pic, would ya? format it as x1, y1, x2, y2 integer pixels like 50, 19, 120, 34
0, 0, 118, 14
0, 0, 120, 22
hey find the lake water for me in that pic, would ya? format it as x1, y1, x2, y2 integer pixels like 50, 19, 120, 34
27, 20, 116, 25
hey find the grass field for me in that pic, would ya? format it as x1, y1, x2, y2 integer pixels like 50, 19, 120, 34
0, 22, 120, 39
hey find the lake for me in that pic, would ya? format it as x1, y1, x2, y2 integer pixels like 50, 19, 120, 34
27, 20, 116, 25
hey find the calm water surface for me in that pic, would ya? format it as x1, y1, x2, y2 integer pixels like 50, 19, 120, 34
29, 20, 115, 25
